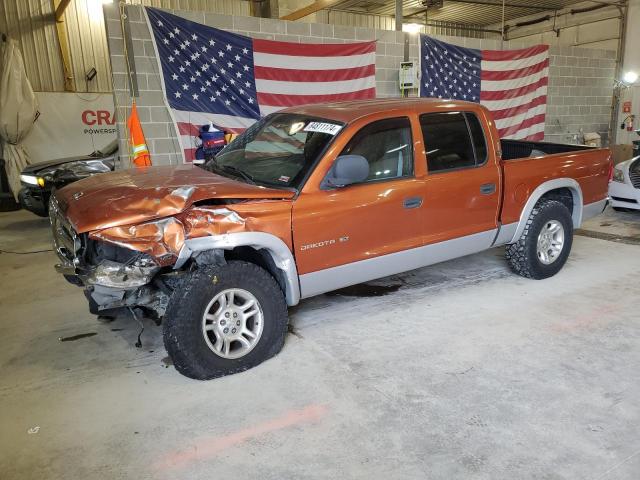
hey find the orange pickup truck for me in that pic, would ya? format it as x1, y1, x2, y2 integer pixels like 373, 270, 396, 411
50, 98, 612, 379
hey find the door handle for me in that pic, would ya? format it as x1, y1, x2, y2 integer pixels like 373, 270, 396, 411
403, 196, 423, 209
480, 183, 496, 195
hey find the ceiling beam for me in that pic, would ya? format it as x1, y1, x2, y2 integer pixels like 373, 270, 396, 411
54, 0, 73, 21
280, 0, 345, 21
52, 0, 75, 91
428, 0, 554, 12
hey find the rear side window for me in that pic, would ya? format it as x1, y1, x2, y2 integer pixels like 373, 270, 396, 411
420, 112, 487, 173
340, 117, 413, 182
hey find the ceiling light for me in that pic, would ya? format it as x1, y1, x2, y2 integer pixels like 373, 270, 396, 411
402, 23, 422, 34
622, 71, 638, 85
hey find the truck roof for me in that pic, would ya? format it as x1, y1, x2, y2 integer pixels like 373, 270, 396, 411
280, 98, 481, 123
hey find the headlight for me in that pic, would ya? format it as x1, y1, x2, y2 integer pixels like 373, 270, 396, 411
20, 174, 39, 186
612, 168, 625, 183
37, 159, 114, 185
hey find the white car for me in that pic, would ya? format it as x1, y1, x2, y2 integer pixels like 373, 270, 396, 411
609, 156, 640, 211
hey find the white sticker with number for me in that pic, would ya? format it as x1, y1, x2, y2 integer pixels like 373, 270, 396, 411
304, 122, 342, 135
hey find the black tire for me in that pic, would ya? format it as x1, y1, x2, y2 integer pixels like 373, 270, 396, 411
163, 261, 288, 380
505, 199, 573, 279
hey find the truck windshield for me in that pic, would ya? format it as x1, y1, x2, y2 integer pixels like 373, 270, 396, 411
212, 113, 343, 190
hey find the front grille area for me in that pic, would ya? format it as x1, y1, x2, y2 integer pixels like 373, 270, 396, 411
49, 197, 79, 265
630, 158, 640, 189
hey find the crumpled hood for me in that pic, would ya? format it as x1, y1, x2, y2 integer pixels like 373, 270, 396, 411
55, 164, 295, 233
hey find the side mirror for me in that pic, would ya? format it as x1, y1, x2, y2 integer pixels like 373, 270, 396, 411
321, 155, 369, 189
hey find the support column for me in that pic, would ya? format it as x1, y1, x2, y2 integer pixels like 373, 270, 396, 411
52, 0, 75, 92
396, 0, 402, 31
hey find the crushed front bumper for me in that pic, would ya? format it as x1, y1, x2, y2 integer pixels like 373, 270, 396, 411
49, 196, 167, 314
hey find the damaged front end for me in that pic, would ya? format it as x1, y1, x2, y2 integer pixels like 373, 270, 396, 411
50, 197, 175, 317
49, 169, 297, 317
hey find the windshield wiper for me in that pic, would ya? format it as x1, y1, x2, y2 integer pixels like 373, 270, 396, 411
217, 164, 256, 185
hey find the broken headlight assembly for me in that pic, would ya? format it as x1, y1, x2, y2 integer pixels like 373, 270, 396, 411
83, 241, 160, 289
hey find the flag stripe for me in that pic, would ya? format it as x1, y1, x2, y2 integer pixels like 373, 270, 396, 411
481, 59, 549, 81
257, 87, 376, 108
489, 95, 547, 120
253, 52, 375, 70
254, 64, 375, 82
253, 39, 375, 56
480, 85, 547, 110
494, 104, 547, 130
481, 51, 549, 72
524, 132, 545, 141
498, 113, 546, 137
256, 76, 376, 96
178, 122, 200, 136
184, 147, 197, 162
481, 45, 548, 61
481, 67, 548, 91
480, 76, 548, 101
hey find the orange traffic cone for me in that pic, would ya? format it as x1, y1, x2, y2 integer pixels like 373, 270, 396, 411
127, 101, 152, 168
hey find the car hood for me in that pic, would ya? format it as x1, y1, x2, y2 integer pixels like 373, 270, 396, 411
54, 164, 295, 233
22, 154, 107, 175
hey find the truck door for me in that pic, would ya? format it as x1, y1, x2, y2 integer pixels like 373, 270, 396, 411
419, 111, 501, 247
292, 117, 426, 293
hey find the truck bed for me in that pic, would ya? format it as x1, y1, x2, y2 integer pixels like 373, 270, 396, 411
499, 142, 611, 227
501, 139, 593, 160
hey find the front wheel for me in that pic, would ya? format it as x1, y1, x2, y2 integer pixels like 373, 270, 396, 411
163, 261, 288, 380
506, 199, 573, 279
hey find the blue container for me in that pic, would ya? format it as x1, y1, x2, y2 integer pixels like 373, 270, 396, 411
195, 124, 226, 162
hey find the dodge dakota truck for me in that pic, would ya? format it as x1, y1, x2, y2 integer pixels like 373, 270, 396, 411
50, 99, 612, 379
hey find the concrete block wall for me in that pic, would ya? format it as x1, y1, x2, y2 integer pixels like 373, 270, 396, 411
104, 3, 617, 166
545, 49, 617, 143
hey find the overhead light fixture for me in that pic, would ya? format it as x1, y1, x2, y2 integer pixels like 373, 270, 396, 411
88, 0, 113, 21
402, 23, 422, 34
622, 71, 639, 85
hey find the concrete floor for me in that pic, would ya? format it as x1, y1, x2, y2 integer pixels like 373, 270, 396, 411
1, 207, 639, 479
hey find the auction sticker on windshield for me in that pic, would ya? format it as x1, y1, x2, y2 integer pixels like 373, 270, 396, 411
304, 122, 342, 135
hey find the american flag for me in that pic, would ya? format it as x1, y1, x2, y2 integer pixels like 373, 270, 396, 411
420, 35, 549, 141
146, 7, 376, 162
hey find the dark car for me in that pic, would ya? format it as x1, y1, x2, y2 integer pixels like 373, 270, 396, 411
19, 140, 117, 216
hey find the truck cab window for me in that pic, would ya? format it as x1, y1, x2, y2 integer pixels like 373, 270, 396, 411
340, 117, 413, 183
420, 112, 487, 173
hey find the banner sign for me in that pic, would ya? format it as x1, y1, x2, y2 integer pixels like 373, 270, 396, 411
22, 92, 117, 165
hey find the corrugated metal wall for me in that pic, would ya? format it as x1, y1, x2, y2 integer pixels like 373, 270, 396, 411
0, 0, 66, 91
0, 0, 250, 93
64, 0, 112, 93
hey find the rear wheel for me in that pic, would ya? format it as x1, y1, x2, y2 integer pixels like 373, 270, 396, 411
506, 199, 573, 279
163, 261, 288, 380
